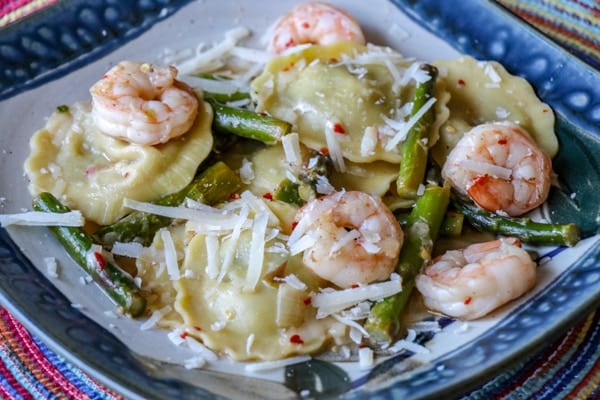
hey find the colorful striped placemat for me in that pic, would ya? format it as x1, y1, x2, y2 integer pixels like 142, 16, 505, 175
0, 0, 599, 399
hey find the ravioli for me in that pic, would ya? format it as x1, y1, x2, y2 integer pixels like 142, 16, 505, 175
135, 202, 347, 361
431, 56, 558, 165
25, 101, 214, 225
251, 42, 450, 164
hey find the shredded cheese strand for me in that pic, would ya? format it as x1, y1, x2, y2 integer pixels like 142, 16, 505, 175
0, 211, 84, 227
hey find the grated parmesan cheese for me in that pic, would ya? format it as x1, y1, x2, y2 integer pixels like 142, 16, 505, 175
246, 333, 256, 354
282, 133, 302, 170
184, 356, 207, 369
358, 347, 374, 370
44, 257, 58, 278
204, 234, 220, 279
274, 274, 307, 291
184, 337, 218, 361
111, 241, 144, 258
140, 305, 172, 331
238, 158, 255, 184
167, 327, 187, 346
360, 126, 378, 157
0, 210, 84, 227
324, 120, 346, 172
384, 97, 437, 151
313, 276, 402, 318
175, 27, 251, 75
245, 212, 269, 291
216, 203, 249, 283
160, 229, 180, 281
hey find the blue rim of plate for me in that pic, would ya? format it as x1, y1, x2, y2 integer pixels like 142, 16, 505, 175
1, 0, 600, 399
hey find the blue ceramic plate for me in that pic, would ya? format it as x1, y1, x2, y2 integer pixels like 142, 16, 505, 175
1, 1, 599, 399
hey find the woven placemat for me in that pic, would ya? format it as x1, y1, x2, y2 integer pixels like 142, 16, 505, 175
0, 0, 599, 398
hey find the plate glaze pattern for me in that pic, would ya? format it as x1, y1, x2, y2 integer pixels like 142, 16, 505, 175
0, 0, 599, 399
0, 0, 193, 101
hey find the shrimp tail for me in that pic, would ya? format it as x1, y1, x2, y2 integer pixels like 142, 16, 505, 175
467, 174, 514, 213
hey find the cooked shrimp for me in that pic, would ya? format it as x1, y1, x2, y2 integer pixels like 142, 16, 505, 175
415, 237, 536, 320
90, 61, 199, 146
442, 122, 552, 217
268, 2, 366, 54
290, 190, 403, 288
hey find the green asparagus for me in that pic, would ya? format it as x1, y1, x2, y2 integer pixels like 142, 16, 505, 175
94, 161, 242, 246
455, 198, 581, 247
274, 152, 333, 206
396, 64, 438, 200
206, 97, 292, 144
440, 210, 464, 237
365, 183, 450, 345
396, 210, 464, 237
274, 179, 305, 206
32, 193, 146, 317
203, 90, 251, 104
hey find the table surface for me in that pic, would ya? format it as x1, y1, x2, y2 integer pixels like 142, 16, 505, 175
0, 0, 599, 399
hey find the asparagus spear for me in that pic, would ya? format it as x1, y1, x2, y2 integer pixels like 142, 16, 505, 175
274, 152, 333, 206
94, 161, 242, 246
365, 183, 450, 345
396, 209, 464, 237
274, 179, 305, 206
396, 64, 438, 199
203, 90, 251, 104
206, 98, 292, 144
440, 210, 464, 237
455, 198, 581, 247
32, 193, 146, 317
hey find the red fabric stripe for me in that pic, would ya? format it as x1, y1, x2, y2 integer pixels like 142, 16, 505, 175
2, 309, 91, 399
511, 9, 600, 53
0, 312, 36, 400
0, 0, 33, 14
571, 0, 600, 18
495, 321, 582, 398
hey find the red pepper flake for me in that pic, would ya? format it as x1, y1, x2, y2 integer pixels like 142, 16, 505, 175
351, 284, 360, 289
285, 38, 295, 49
319, 147, 330, 156
229, 192, 241, 200
332, 123, 345, 134
457, 79, 466, 87
498, 138, 508, 145
291, 221, 299, 230
193, 326, 202, 331
290, 334, 304, 344
301, 22, 310, 29
464, 296, 472, 305
93, 252, 106, 270
180, 331, 189, 339
303, 297, 312, 305
123, 172, 129, 178
263, 192, 273, 200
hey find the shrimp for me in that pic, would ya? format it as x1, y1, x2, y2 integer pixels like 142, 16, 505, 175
441, 122, 552, 217
90, 61, 199, 146
268, 2, 366, 54
415, 237, 536, 320
290, 191, 403, 288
